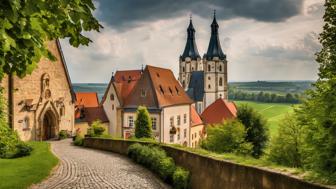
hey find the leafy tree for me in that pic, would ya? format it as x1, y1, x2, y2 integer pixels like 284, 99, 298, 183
135, 106, 152, 138
201, 120, 252, 155
237, 104, 268, 158
296, 0, 336, 181
0, 0, 102, 78
268, 114, 304, 167
87, 120, 106, 137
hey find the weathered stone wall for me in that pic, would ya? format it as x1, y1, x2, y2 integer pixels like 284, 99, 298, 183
1, 40, 74, 141
84, 138, 331, 189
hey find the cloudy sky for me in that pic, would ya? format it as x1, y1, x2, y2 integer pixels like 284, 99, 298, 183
60, 0, 324, 83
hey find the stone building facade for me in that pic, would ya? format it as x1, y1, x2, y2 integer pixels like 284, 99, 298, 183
179, 13, 228, 114
1, 40, 75, 141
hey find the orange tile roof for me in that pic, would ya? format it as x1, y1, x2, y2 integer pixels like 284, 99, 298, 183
75, 92, 99, 107
201, 99, 237, 125
190, 105, 203, 127
124, 65, 193, 108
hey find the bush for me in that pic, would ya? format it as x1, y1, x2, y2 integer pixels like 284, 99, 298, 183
73, 136, 84, 146
268, 114, 304, 167
87, 120, 106, 137
201, 120, 252, 155
58, 130, 67, 140
135, 106, 152, 139
127, 143, 190, 187
13, 142, 33, 158
237, 104, 268, 158
173, 167, 190, 189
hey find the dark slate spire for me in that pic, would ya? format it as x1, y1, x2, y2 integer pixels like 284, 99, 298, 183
205, 10, 226, 61
180, 16, 201, 61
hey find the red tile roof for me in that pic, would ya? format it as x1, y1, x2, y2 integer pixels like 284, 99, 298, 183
75, 92, 99, 107
124, 65, 193, 108
101, 70, 142, 106
83, 107, 109, 124
190, 105, 203, 127
114, 70, 142, 83
201, 99, 237, 124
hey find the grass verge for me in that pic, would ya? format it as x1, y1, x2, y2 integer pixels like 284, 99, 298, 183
0, 142, 58, 189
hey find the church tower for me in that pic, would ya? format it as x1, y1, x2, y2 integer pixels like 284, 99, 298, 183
179, 17, 202, 90
203, 11, 228, 108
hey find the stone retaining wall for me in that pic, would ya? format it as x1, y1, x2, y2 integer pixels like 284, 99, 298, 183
84, 137, 331, 189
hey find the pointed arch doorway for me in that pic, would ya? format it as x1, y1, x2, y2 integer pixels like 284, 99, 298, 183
42, 110, 57, 140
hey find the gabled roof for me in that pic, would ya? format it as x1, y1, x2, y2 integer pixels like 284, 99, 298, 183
101, 70, 142, 105
204, 13, 226, 61
75, 92, 99, 107
186, 71, 204, 102
191, 105, 203, 127
56, 39, 76, 102
124, 65, 193, 108
180, 19, 201, 61
83, 107, 109, 124
201, 99, 237, 124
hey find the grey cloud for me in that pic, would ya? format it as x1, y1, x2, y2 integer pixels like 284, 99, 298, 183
253, 32, 321, 62
95, 0, 304, 30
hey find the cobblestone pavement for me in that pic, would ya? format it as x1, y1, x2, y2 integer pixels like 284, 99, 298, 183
32, 139, 170, 189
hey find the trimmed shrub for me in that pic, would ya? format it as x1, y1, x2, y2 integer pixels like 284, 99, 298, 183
127, 143, 190, 187
13, 142, 33, 158
135, 106, 152, 138
58, 130, 67, 140
87, 120, 106, 137
173, 167, 190, 189
73, 136, 84, 146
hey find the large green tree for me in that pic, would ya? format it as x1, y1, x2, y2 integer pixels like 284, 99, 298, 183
0, 0, 102, 78
296, 0, 336, 181
236, 104, 268, 158
135, 106, 152, 139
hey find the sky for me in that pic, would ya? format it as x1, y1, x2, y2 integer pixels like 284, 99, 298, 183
60, 0, 325, 83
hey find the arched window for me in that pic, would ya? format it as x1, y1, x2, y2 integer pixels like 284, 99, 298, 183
182, 67, 185, 72
219, 77, 223, 86
219, 65, 222, 72
60, 106, 65, 116
208, 84, 211, 89
208, 76, 211, 80
208, 65, 211, 72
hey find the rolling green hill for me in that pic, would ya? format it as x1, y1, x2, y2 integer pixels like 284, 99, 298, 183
234, 101, 295, 137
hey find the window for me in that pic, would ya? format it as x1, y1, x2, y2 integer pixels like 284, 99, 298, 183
182, 67, 185, 72
183, 114, 187, 124
110, 94, 114, 101
191, 134, 193, 140
60, 106, 65, 116
112, 104, 114, 110
169, 87, 173, 95
208, 65, 211, 71
208, 76, 211, 80
195, 132, 197, 138
177, 115, 181, 126
157, 73, 160, 77
184, 128, 187, 138
170, 117, 174, 126
175, 86, 179, 95
192, 67, 194, 71
219, 77, 223, 86
208, 84, 211, 89
159, 85, 164, 94
141, 89, 146, 97
128, 116, 134, 128
170, 134, 174, 142
23, 117, 29, 130
151, 117, 157, 130
177, 133, 180, 140
219, 65, 222, 72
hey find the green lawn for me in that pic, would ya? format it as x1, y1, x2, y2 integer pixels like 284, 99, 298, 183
234, 101, 295, 136
0, 142, 58, 189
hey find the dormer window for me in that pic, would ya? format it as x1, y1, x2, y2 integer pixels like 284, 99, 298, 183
175, 86, 179, 95
169, 87, 173, 95
157, 73, 160, 77
141, 89, 146, 97
159, 85, 164, 94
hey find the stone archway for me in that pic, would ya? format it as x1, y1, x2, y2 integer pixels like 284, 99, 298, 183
42, 110, 58, 140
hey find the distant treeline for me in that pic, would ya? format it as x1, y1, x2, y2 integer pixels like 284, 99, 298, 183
228, 90, 301, 104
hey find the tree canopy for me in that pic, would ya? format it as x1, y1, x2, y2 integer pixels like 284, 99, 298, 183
0, 0, 102, 78
135, 106, 152, 139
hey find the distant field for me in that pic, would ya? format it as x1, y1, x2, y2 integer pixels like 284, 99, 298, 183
234, 101, 295, 137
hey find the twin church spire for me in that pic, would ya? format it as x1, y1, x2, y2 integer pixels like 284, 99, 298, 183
180, 11, 226, 61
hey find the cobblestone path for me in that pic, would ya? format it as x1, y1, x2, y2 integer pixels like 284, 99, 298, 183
32, 139, 170, 189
